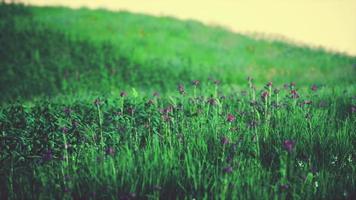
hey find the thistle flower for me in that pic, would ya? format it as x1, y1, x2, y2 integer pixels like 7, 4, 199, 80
207, 97, 217, 106
126, 107, 135, 115
283, 139, 295, 153
72, 120, 78, 129
60, 127, 68, 134
63, 107, 71, 116
311, 84, 318, 91
42, 149, 53, 161
290, 90, 299, 98
214, 80, 221, 85
162, 114, 171, 122
223, 166, 233, 174
226, 114, 236, 122
160, 106, 173, 114
106, 147, 115, 156
153, 92, 160, 97
266, 81, 273, 87
283, 83, 289, 90
178, 84, 185, 94
280, 184, 289, 191
192, 80, 200, 86
261, 91, 269, 100
351, 105, 356, 113
319, 101, 327, 108
120, 91, 127, 97
221, 136, 230, 145
94, 98, 101, 106
64, 187, 70, 193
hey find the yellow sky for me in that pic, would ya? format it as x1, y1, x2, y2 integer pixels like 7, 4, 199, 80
15, 0, 356, 56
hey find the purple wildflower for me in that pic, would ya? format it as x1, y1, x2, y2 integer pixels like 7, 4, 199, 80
126, 107, 135, 115
160, 106, 173, 115
221, 136, 230, 145
214, 80, 221, 85
290, 90, 299, 99
284, 83, 289, 90
207, 98, 217, 106
42, 149, 53, 161
72, 120, 78, 129
106, 147, 115, 156
261, 91, 269, 100
311, 84, 318, 91
63, 107, 71, 116
120, 91, 127, 97
60, 127, 68, 134
94, 98, 101, 106
64, 175, 71, 181
223, 166, 233, 174
178, 84, 185, 95
192, 80, 200, 86
319, 101, 327, 108
162, 114, 171, 122
226, 114, 236, 122
280, 184, 289, 191
266, 81, 273, 87
351, 105, 356, 113
283, 140, 295, 153
153, 92, 160, 97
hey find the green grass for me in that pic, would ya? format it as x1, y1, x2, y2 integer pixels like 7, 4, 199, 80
0, 3, 356, 200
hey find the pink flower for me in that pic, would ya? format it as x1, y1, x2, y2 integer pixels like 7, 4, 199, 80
311, 84, 318, 91
106, 147, 115, 156
290, 90, 299, 99
226, 114, 236, 122
223, 166, 233, 173
283, 140, 295, 153
261, 91, 269, 100
120, 91, 127, 97
221, 136, 230, 145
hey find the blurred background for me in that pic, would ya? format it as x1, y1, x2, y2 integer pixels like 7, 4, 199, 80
16, 0, 356, 56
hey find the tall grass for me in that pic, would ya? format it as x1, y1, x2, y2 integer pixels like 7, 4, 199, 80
1, 79, 355, 199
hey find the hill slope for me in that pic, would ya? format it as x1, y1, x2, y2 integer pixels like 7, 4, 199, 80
0, 3, 355, 101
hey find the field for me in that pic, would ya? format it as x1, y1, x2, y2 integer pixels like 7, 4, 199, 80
1, 2, 356, 200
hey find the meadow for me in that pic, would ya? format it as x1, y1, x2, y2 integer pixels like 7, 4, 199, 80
0, 2, 356, 200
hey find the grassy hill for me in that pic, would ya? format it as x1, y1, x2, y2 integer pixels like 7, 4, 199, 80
1, 3, 355, 102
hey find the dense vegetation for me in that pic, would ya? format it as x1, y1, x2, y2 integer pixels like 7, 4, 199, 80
0, 2, 355, 200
